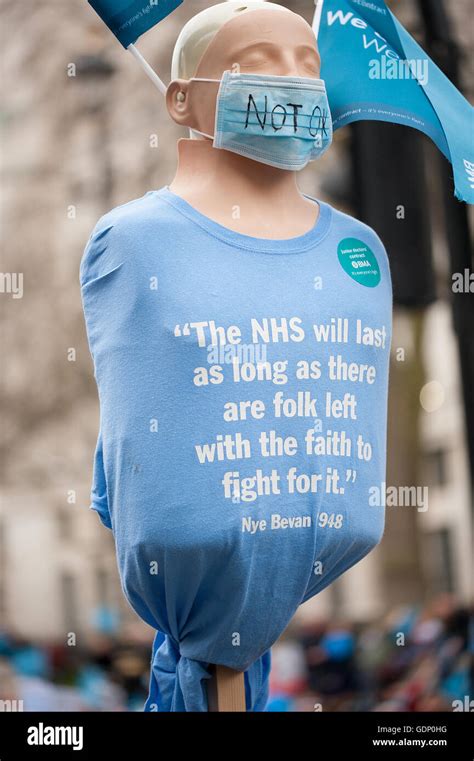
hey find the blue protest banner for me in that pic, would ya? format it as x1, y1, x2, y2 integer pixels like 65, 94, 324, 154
315, 0, 474, 203
88, 0, 183, 48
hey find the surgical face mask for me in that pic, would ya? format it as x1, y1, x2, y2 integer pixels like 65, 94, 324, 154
189, 71, 333, 171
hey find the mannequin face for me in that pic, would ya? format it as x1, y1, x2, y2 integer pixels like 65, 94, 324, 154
167, 9, 321, 137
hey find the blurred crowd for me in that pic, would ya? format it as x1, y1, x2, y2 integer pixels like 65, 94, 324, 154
0, 594, 470, 712
269, 594, 471, 712
0, 614, 152, 712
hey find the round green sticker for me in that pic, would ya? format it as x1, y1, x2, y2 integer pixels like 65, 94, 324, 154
337, 238, 381, 288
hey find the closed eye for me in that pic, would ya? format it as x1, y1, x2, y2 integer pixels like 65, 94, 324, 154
239, 59, 270, 70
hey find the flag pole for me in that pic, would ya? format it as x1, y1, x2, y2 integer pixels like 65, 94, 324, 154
313, 0, 325, 40
127, 43, 167, 95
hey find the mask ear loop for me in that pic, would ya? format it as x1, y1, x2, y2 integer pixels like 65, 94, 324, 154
186, 77, 223, 142
190, 127, 215, 141
190, 78, 221, 84
127, 43, 167, 95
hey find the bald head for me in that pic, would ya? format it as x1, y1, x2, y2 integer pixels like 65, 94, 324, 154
194, 9, 320, 79
171, 1, 295, 80
167, 7, 321, 138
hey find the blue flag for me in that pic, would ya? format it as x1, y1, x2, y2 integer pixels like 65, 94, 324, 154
88, 0, 183, 48
318, 0, 474, 203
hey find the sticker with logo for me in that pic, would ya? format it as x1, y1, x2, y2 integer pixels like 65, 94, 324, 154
337, 238, 381, 288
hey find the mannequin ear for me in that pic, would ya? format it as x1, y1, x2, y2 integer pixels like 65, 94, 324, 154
166, 79, 194, 127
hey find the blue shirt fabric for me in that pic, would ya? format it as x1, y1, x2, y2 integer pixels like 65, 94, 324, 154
80, 187, 392, 711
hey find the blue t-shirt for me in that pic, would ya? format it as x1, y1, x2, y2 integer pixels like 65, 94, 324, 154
80, 187, 392, 711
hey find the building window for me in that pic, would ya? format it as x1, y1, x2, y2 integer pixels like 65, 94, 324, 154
96, 567, 109, 608
424, 448, 448, 487
57, 509, 73, 542
330, 578, 344, 615
60, 572, 79, 634
423, 528, 455, 595
0, 518, 5, 621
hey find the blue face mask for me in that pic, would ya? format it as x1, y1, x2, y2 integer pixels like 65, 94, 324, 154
191, 71, 333, 171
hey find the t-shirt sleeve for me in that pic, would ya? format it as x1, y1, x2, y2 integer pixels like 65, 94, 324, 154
80, 217, 124, 289
90, 431, 112, 530
81, 217, 120, 532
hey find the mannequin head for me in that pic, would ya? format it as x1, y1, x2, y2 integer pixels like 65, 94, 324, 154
167, 2, 320, 139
